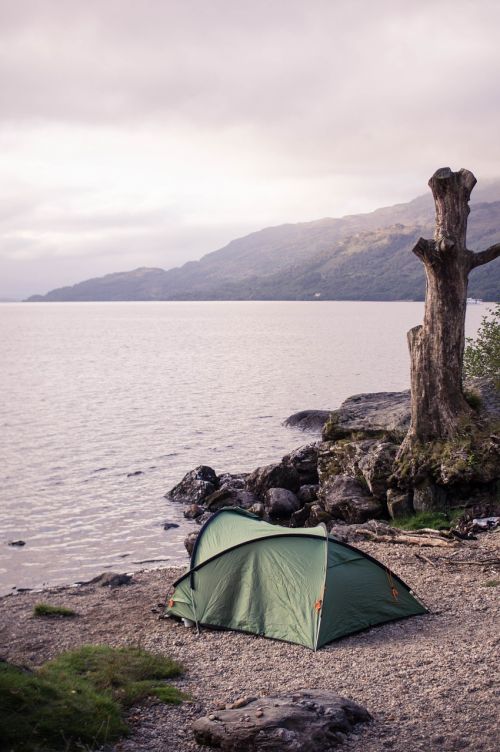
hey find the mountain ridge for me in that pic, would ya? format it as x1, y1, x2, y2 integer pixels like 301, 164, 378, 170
27, 184, 500, 302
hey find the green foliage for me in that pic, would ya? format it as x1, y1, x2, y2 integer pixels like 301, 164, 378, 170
392, 509, 464, 531
0, 646, 184, 751
33, 602, 77, 618
482, 579, 500, 588
464, 304, 500, 385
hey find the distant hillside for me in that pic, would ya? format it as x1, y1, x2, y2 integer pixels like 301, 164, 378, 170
27, 183, 500, 302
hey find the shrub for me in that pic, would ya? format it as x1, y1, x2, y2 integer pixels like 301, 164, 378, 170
463, 303, 500, 386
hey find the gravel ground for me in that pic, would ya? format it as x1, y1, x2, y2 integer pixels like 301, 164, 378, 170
1, 532, 499, 752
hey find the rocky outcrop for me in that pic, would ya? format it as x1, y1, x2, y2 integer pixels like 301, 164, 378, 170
322, 391, 411, 442
284, 410, 331, 432
165, 465, 218, 504
169, 381, 499, 536
192, 690, 371, 751
318, 439, 398, 500
319, 475, 383, 524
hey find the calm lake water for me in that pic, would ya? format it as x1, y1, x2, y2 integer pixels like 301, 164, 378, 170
0, 301, 488, 594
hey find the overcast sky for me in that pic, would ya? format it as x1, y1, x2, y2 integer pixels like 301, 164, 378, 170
1, 0, 500, 298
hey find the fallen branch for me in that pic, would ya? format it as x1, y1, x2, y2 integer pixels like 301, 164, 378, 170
433, 558, 500, 567
356, 530, 455, 547
415, 553, 437, 567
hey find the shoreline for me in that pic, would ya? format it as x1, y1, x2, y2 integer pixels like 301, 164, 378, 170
1, 533, 499, 751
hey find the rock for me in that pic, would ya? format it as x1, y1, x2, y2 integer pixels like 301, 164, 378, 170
246, 462, 300, 498
205, 487, 257, 512
218, 472, 249, 490
319, 475, 383, 523
229, 695, 258, 709
90, 572, 133, 588
386, 489, 414, 518
308, 503, 333, 526
162, 522, 180, 530
290, 502, 314, 527
284, 410, 331, 432
184, 531, 198, 556
8, 540, 25, 547
184, 503, 204, 520
465, 376, 500, 418
297, 484, 318, 504
413, 480, 447, 512
322, 391, 410, 442
318, 439, 398, 500
165, 465, 218, 504
127, 470, 143, 477
357, 441, 399, 499
248, 502, 265, 518
192, 690, 371, 751
264, 488, 300, 518
282, 444, 320, 485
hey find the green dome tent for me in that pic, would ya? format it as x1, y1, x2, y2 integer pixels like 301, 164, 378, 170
166, 508, 427, 650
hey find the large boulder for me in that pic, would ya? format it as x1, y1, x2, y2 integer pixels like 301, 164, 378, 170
282, 444, 320, 485
264, 488, 300, 518
246, 462, 301, 499
284, 410, 331, 432
319, 474, 383, 523
165, 465, 218, 504
193, 690, 371, 751
322, 391, 410, 442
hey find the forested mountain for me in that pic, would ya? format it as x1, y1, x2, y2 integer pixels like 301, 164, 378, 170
27, 182, 500, 302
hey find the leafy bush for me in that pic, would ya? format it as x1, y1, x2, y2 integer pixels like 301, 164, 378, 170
0, 646, 184, 751
464, 304, 500, 386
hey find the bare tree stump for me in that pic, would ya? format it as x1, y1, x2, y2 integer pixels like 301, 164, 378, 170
399, 168, 500, 449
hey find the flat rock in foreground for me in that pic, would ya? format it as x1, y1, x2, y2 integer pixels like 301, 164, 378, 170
192, 690, 371, 751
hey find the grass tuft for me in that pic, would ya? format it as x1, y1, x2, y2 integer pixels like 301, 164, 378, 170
392, 509, 463, 531
482, 579, 500, 588
0, 646, 185, 751
33, 602, 78, 618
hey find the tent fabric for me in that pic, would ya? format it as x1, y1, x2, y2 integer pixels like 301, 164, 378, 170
166, 507, 427, 650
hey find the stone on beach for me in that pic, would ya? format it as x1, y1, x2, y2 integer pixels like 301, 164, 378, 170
192, 690, 371, 751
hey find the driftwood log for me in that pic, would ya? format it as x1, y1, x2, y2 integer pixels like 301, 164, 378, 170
355, 522, 455, 548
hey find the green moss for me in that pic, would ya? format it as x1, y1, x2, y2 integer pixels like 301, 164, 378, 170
0, 646, 185, 751
394, 417, 500, 488
33, 603, 77, 618
482, 579, 500, 588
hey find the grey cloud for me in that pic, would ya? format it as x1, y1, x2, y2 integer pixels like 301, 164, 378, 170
1, 0, 499, 296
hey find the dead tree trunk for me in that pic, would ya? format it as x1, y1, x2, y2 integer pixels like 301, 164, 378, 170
401, 167, 500, 449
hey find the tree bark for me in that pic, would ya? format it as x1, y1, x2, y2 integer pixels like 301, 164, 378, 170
401, 167, 500, 448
